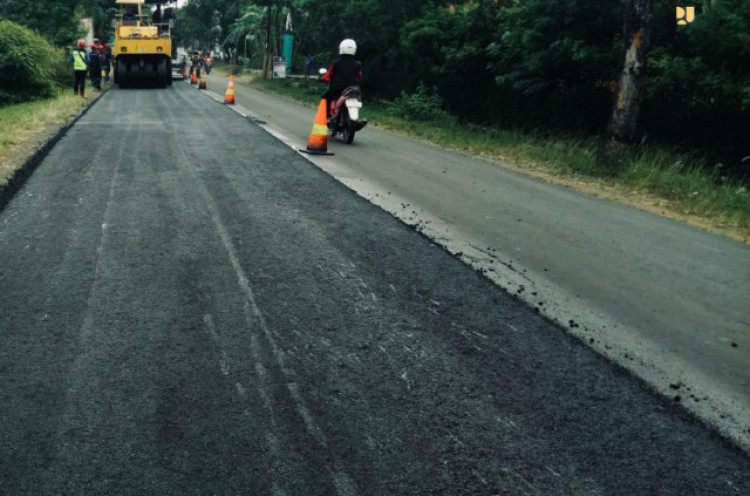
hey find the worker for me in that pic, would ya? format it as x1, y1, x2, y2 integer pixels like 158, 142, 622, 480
102, 43, 112, 82
89, 43, 102, 90
71, 40, 89, 97
123, 5, 137, 25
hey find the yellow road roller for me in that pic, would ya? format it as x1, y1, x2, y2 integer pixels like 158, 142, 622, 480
113, 0, 174, 87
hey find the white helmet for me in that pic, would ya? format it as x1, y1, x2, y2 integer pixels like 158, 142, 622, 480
339, 38, 357, 56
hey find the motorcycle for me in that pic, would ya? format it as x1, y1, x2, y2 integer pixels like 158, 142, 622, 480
320, 69, 367, 144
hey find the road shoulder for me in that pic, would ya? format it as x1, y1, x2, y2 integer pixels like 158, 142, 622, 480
0, 90, 107, 211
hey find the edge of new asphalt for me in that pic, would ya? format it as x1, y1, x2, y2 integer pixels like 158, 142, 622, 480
196, 84, 750, 456
1, 82, 747, 457
0, 89, 108, 212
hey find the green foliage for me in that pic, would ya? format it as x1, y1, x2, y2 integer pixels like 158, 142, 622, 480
0, 0, 82, 46
488, 0, 623, 94
0, 0, 119, 47
644, 0, 750, 162
178, 0, 221, 49
222, 4, 266, 65
77, 0, 120, 43
0, 21, 63, 106
399, 3, 500, 121
290, 0, 436, 95
395, 0, 748, 174
392, 82, 455, 123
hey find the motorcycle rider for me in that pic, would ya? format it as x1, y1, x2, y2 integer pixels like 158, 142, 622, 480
203, 51, 212, 74
189, 48, 202, 78
322, 38, 363, 122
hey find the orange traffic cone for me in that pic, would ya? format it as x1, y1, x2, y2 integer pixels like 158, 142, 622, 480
224, 75, 235, 104
190, 70, 197, 85
300, 99, 334, 155
198, 74, 206, 90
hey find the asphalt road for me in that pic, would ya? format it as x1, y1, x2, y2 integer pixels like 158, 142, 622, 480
0, 82, 748, 494
202, 71, 750, 451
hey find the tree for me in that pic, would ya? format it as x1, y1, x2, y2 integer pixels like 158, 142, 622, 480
597, 0, 654, 171
0, 0, 120, 46
484, 0, 623, 129
0, 0, 81, 45
224, 4, 266, 65
401, 2, 502, 119
644, 0, 750, 164
178, 0, 228, 48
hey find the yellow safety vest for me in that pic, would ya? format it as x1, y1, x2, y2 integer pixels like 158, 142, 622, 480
73, 50, 87, 71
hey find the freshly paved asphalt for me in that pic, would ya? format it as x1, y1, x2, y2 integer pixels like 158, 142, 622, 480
0, 82, 748, 494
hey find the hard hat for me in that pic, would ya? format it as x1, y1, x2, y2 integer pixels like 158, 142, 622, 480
339, 38, 357, 56
78, 40, 86, 48
104, 43, 110, 48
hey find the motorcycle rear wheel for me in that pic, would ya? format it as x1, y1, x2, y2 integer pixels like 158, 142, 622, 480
340, 110, 356, 144
342, 123, 355, 144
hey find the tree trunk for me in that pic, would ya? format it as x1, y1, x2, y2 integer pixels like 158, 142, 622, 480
262, 3, 272, 79
597, 0, 654, 171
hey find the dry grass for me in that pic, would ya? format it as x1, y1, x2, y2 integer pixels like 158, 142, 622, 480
0, 92, 89, 186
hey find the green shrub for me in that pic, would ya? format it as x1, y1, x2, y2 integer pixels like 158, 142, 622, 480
391, 82, 455, 123
52, 48, 74, 90
0, 21, 61, 106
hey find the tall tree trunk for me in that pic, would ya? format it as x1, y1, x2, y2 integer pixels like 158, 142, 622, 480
597, 0, 654, 171
262, 2, 272, 79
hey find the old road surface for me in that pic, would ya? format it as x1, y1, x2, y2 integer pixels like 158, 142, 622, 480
0, 82, 748, 494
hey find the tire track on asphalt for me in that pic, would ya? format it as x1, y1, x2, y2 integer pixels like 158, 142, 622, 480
201, 313, 288, 496
167, 87, 357, 495
41, 119, 131, 489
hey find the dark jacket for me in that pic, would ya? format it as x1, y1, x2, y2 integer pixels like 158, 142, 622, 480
322, 54, 363, 94
89, 50, 101, 73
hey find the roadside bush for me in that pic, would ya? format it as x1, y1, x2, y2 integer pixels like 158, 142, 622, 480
53, 46, 74, 89
0, 21, 61, 106
391, 82, 456, 123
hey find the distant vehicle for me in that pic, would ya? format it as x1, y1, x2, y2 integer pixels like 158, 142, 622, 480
172, 48, 187, 80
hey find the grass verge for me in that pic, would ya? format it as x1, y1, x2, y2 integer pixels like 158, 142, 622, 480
0, 90, 91, 186
233, 69, 748, 239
